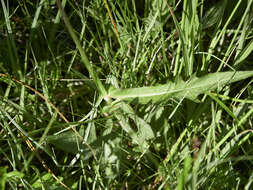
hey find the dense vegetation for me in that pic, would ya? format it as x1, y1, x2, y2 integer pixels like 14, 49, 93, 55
1, 0, 253, 189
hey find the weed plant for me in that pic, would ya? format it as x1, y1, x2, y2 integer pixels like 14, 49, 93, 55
0, 0, 253, 189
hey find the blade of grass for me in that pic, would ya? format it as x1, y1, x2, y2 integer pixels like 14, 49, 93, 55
207, 92, 240, 127
205, 0, 242, 68
104, 0, 120, 43
168, 5, 191, 77
221, 0, 253, 70
23, 112, 58, 172
1, 0, 22, 80
177, 156, 192, 190
56, 0, 107, 99
234, 0, 253, 62
210, 92, 253, 104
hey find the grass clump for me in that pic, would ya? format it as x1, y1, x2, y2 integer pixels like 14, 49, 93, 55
1, 0, 253, 189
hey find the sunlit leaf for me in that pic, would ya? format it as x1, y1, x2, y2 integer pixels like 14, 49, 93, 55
108, 71, 253, 104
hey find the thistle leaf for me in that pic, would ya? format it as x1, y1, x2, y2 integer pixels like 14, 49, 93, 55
108, 71, 253, 104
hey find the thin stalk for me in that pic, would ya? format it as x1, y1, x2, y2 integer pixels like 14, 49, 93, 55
56, 0, 107, 99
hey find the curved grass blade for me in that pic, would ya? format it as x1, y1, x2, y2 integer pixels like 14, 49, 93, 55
108, 71, 253, 104
56, 0, 107, 98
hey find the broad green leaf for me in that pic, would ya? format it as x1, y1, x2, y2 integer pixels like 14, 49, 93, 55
104, 101, 154, 146
0, 166, 8, 190
46, 127, 84, 154
114, 110, 151, 151
201, 0, 227, 29
234, 39, 253, 66
5, 171, 24, 178
32, 172, 66, 189
0, 166, 24, 190
118, 102, 154, 140
108, 71, 253, 104
46, 127, 120, 160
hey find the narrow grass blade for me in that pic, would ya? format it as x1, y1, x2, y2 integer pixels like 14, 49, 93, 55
56, 0, 107, 98
169, 6, 190, 76
205, 0, 242, 66
207, 92, 240, 125
177, 156, 192, 190
0, 106, 45, 152
1, 0, 22, 80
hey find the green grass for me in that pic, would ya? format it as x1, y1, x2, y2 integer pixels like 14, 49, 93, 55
1, 0, 253, 189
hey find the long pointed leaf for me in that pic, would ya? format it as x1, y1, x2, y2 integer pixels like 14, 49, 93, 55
108, 71, 253, 104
